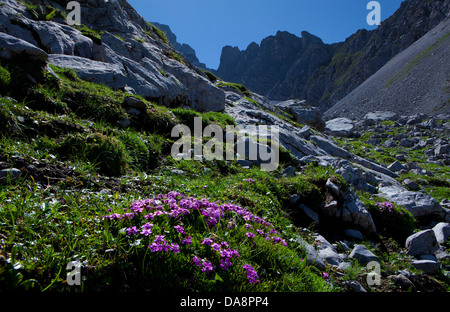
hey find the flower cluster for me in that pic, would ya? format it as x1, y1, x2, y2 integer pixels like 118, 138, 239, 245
104, 191, 290, 285
376, 201, 407, 215
192, 255, 214, 273
242, 264, 260, 284
148, 235, 180, 253
201, 237, 240, 271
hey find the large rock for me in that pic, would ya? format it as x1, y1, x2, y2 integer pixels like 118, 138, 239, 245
235, 136, 276, 168
275, 100, 325, 131
314, 235, 344, 266
432, 222, 450, 244
0, 168, 21, 181
310, 135, 352, 160
341, 189, 377, 233
349, 245, 380, 265
388, 161, 406, 173
325, 118, 355, 137
378, 185, 444, 218
294, 237, 326, 271
318, 247, 344, 266
405, 229, 440, 256
31, 21, 95, 58
411, 260, 441, 274
364, 111, 399, 122
0, 32, 48, 62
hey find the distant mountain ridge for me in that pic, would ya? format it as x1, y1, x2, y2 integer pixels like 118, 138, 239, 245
216, 0, 450, 111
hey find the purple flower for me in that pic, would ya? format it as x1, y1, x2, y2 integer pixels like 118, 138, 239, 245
192, 255, 201, 267
104, 213, 121, 220
154, 235, 166, 244
323, 272, 330, 280
245, 232, 255, 239
220, 258, 232, 270
144, 213, 155, 220
245, 223, 253, 229
126, 226, 139, 236
170, 243, 180, 253
201, 261, 214, 273
130, 201, 144, 213
140, 223, 154, 236
120, 212, 136, 220
174, 225, 185, 234
271, 237, 288, 246
211, 243, 222, 252
202, 238, 213, 246
227, 218, 235, 228
182, 236, 192, 246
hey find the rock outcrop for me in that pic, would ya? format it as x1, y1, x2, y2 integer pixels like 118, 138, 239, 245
0, 0, 225, 112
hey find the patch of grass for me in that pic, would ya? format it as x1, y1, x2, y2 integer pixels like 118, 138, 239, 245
46, 66, 127, 123
19, 1, 65, 21
167, 51, 185, 64
202, 70, 221, 83
145, 22, 169, 44
172, 107, 236, 130
73, 24, 103, 45
218, 82, 252, 97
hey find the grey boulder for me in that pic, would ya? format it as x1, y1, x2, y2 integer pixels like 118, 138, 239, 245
364, 111, 399, 121
411, 260, 441, 274
325, 118, 355, 137
405, 229, 440, 256
432, 222, 450, 244
379, 185, 444, 218
349, 244, 379, 265
0, 32, 48, 62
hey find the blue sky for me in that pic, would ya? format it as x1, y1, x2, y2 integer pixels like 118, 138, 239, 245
128, 0, 404, 69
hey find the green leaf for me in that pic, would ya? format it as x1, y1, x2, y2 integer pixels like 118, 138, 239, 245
214, 273, 223, 283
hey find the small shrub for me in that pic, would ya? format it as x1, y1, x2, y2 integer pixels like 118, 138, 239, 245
139, 105, 177, 134
145, 133, 166, 169
118, 132, 149, 171
50, 65, 128, 123
56, 133, 130, 176
0, 65, 11, 95
218, 82, 252, 97
0, 97, 18, 134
